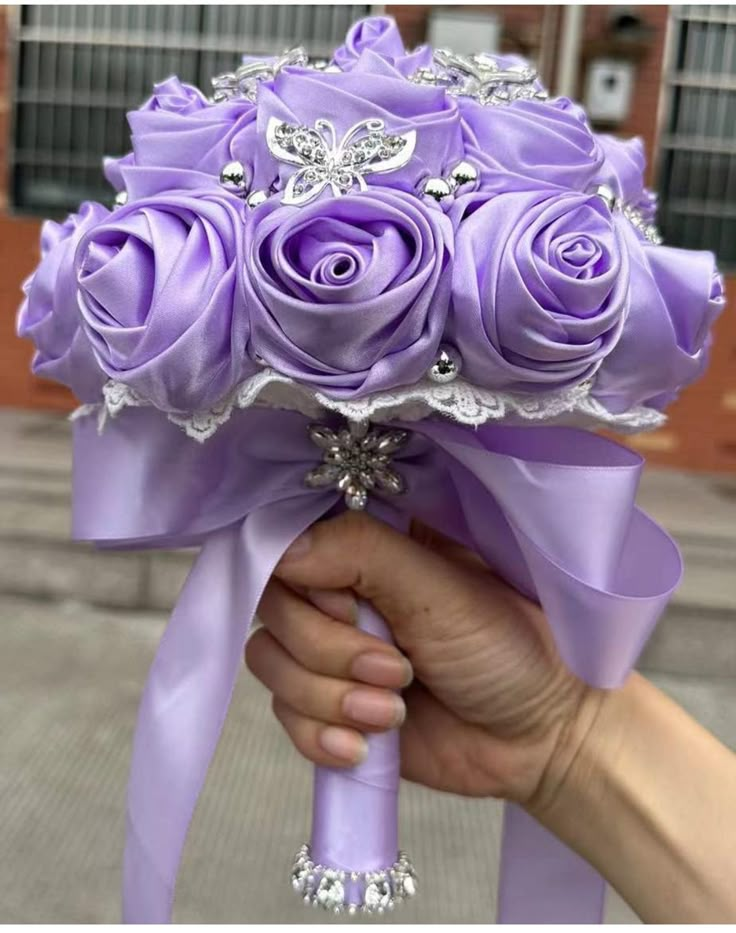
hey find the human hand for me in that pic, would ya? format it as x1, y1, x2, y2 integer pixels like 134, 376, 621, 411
246, 511, 591, 805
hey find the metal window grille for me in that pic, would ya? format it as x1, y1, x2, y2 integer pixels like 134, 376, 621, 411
8, 4, 373, 215
657, 5, 736, 269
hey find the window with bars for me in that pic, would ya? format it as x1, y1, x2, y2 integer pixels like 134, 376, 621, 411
8, 4, 373, 215
657, 5, 736, 269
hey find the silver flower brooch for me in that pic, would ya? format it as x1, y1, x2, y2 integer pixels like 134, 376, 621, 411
304, 421, 409, 511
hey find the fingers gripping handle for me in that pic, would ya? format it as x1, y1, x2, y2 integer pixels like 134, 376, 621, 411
290, 599, 416, 914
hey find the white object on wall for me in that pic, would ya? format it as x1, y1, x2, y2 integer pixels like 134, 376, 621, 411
584, 58, 635, 123
426, 9, 500, 56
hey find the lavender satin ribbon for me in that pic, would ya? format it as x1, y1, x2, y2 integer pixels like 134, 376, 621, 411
71, 407, 682, 923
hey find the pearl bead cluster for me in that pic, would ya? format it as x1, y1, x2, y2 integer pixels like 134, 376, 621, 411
290, 843, 417, 915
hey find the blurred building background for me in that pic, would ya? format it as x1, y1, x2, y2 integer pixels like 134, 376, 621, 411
0, 4, 735, 470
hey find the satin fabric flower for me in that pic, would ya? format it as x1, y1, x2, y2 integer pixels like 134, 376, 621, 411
76, 190, 255, 412
126, 78, 264, 191
596, 134, 657, 222
244, 187, 453, 397
103, 78, 211, 195
332, 15, 433, 76
448, 189, 629, 392
257, 51, 464, 193
17, 201, 109, 402
592, 218, 724, 412
461, 96, 605, 194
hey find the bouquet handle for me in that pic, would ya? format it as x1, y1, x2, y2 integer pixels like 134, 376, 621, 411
290, 544, 416, 913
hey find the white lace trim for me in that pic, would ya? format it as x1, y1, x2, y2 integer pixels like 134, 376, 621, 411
69, 369, 666, 442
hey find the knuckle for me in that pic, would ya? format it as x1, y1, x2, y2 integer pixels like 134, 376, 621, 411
244, 628, 266, 671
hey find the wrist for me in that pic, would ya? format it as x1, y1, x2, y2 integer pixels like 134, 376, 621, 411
524, 673, 619, 824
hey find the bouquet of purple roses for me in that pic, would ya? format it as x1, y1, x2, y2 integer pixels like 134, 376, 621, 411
18, 15, 725, 924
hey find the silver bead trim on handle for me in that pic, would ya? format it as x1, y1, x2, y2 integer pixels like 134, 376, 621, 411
290, 843, 417, 914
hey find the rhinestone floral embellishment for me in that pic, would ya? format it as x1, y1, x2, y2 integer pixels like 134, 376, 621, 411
266, 116, 416, 206
413, 49, 547, 106
303, 421, 409, 511
623, 204, 664, 245
211, 47, 308, 102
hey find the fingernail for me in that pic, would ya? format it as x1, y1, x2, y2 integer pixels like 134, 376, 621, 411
343, 688, 406, 728
351, 651, 413, 688
308, 588, 358, 624
319, 726, 368, 764
280, 531, 312, 563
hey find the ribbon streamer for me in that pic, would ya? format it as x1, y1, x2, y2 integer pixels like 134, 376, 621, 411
72, 407, 681, 923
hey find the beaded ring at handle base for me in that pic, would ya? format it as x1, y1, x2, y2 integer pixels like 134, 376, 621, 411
290, 844, 418, 914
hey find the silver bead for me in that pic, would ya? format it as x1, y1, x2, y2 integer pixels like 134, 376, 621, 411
219, 160, 246, 193
345, 484, 368, 511
428, 345, 462, 383
246, 189, 269, 208
373, 467, 405, 496
307, 424, 339, 449
316, 877, 345, 911
401, 874, 417, 897
304, 463, 341, 488
593, 184, 617, 211
114, 190, 128, 207
365, 880, 393, 912
422, 176, 453, 201
449, 160, 478, 188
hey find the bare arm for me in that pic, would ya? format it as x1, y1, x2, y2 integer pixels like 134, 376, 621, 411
531, 670, 736, 922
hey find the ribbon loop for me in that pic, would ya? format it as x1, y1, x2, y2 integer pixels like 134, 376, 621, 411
71, 407, 681, 922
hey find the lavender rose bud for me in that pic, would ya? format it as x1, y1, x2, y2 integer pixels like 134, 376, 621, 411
332, 15, 433, 76
244, 187, 453, 397
103, 77, 210, 196
461, 95, 605, 193
124, 76, 265, 196
139, 75, 209, 115
447, 189, 629, 392
17, 201, 109, 402
592, 218, 725, 412
76, 190, 255, 412
595, 134, 657, 223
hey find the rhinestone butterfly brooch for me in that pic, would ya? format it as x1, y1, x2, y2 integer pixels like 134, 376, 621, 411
266, 116, 417, 206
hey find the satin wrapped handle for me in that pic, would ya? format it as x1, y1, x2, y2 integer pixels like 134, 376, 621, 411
292, 596, 416, 913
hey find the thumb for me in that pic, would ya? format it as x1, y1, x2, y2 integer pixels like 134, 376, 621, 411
273, 511, 504, 646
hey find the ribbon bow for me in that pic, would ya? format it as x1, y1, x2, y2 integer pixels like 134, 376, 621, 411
71, 406, 681, 923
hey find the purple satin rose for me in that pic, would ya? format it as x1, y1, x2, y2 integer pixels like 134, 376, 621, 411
257, 52, 464, 193
244, 187, 453, 397
592, 218, 724, 412
140, 75, 209, 114
17, 201, 109, 402
448, 189, 629, 392
103, 78, 209, 195
103, 150, 135, 194
596, 134, 657, 222
76, 190, 255, 412
332, 15, 433, 76
127, 80, 262, 190
461, 96, 605, 194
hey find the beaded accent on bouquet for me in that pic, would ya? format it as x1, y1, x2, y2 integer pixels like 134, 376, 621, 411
303, 421, 409, 511
623, 204, 663, 245
266, 117, 416, 205
211, 47, 308, 102
412, 49, 547, 105
593, 184, 663, 244
291, 844, 417, 914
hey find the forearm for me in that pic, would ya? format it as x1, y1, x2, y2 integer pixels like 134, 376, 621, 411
528, 671, 736, 922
